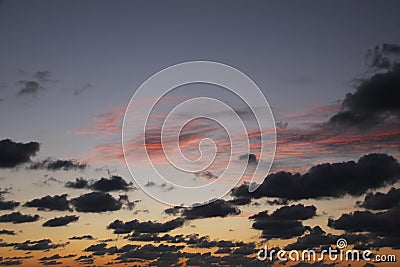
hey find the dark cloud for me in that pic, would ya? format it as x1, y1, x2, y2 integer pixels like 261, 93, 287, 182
227, 197, 251, 206
108, 218, 184, 234
74, 255, 94, 264
357, 187, 400, 210
65, 176, 132, 191
249, 204, 316, 239
0, 139, 39, 168
14, 239, 66, 251
0, 200, 19, 210
113, 244, 183, 262
24, 194, 71, 211
84, 242, 108, 255
39, 254, 76, 261
90, 175, 131, 192
232, 153, 400, 200
329, 64, 400, 128
29, 159, 87, 171
42, 215, 79, 227
65, 177, 88, 189
69, 235, 95, 240
70, 192, 122, 212
284, 226, 336, 250
166, 199, 241, 220
266, 198, 289, 206
0, 259, 23, 266
0, 212, 39, 224
0, 229, 15, 235
328, 207, 400, 238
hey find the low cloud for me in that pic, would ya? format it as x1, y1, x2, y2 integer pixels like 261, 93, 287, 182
108, 218, 185, 234
42, 215, 79, 227
329, 64, 400, 129
24, 194, 71, 211
232, 153, 400, 201
357, 187, 400, 210
328, 207, 400, 238
164, 199, 240, 220
70, 192, 122, 213
0, 212, 39, 224
0, 139, 39, 168
65, 176, 132, 191
29, 159, 87, 171
0, 229, 16, 235
69, 235, 95, 240
250, 204, 316, 239
13, 239, 66, 251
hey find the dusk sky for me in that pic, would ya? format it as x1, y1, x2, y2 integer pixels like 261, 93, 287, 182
1, 1, 400, 266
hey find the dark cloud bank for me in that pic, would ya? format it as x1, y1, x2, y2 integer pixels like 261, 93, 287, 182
232, 153, 400, 201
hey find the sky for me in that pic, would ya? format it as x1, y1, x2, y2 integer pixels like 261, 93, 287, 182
0, 0, 400, 266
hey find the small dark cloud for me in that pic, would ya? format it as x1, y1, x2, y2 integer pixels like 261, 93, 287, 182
74, 255, 93, 264
165, 199, 240, 220
29, 159, 87, 171
14, 239, 66, 251
0, 212, 39, 224
65, 177, 88, 189
84, 242, 107, 255
42, 215, 79, 227
0, 259, 23, 266
194, 171, 217, 179
65, 176, 132, 191
39, 253, 76, 261
0, 139, 39, 168
249, 204, 316, 239
24, 194, 71, 211
108, 218, 185, 234
0, 229, 16, 235
0, 200, 19, 210
232, 153, 400, 201
266, 198, 289, 206
69, 235, 95, 240
90, 175, 131, 192
70, 192, 122, 213
357, 187, 400, 210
